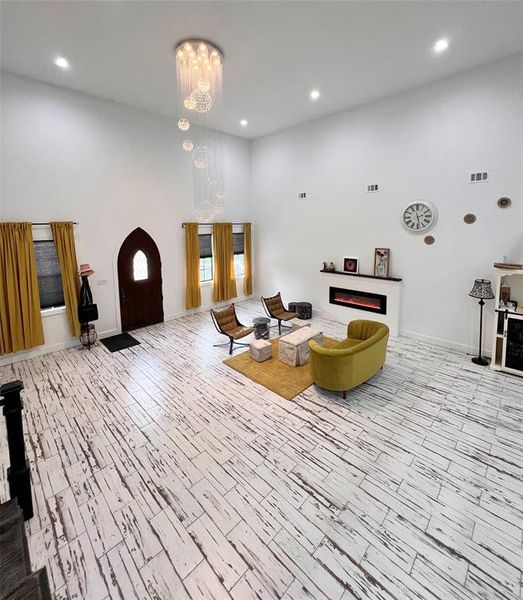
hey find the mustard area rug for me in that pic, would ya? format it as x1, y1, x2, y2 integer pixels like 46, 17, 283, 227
223, 336, 339, 400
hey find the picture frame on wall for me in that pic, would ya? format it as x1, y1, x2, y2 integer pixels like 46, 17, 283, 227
343, 257, 359, 274
374, 248, 390, 278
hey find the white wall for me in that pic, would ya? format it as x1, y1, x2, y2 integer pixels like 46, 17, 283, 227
251, 54, 523, 354
0, 72, 252, 364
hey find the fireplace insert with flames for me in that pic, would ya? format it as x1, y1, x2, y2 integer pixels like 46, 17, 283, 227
329, 286, 387, 315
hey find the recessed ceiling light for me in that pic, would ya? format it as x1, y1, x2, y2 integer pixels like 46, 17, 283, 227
310, 89, 320, 100
54, 56, 69, 69
433, 39, 449, 53
240, 119, 248, 127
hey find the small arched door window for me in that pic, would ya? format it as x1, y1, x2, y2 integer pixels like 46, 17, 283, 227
133, 250, 148, 281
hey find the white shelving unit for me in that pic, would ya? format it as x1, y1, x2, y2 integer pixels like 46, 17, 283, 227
491, 268, 523, 377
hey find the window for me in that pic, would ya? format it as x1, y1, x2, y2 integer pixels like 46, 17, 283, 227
34, 241, 65, 309
233, 232, 245, 277
199, 233, 213, 282
133, 250, 148, 281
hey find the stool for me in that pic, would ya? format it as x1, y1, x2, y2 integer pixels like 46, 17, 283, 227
288, 302, 312, 320
249, 339, 272, 362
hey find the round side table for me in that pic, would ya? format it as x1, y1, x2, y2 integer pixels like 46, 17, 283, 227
253, 317, 271, 340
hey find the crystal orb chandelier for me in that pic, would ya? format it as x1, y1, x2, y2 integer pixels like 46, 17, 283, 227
175, 39, 225, 221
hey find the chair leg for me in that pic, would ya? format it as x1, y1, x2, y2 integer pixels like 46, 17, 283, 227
342, 390, 347, 399
278, 320, 282, 335
229, 338, 233, 354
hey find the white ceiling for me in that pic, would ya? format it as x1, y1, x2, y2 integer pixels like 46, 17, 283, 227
2, 1, 523, 139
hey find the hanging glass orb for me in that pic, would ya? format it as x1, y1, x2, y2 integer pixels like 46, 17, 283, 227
208, 175, 217, 185
178, 118, 190, 132
192, 90, 213, 114
216, 190, 226, 199
195, 201, 220, 222
197, 78, 211, 93
182, 140, 194, 152
192, 145, 213, 169
184, 95, 196, 110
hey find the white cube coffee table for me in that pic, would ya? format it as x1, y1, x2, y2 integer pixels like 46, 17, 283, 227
278, 325, 323, 366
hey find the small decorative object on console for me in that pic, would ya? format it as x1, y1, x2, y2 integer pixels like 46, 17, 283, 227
373, 248, 390, 278
343, 257, 359, 274
322, 261, 336, 272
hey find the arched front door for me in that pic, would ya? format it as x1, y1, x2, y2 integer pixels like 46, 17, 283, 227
117, 228, 163, 331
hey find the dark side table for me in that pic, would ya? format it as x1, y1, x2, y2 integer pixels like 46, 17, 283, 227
253, 317, 271, 340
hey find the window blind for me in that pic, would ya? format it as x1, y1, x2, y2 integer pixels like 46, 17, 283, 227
233, 232, 244, 255
34, 241, 65, 309
198, 234, 212, 259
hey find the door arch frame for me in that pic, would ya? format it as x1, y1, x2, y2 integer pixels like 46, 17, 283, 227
113, 226, 164, 332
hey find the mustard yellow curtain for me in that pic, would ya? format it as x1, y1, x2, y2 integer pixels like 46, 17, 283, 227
0, 222, 45, 355
244, 222, 253, 296
185, 222, 201, 309
213, 223, 237, 302
50, 222, 80, 337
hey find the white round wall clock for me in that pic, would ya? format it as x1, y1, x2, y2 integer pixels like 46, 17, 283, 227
401, 200, 438, 233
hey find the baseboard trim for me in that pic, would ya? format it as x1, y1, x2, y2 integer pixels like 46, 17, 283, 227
165, 295, 255, 322
400, 329, 491, 357
0, 327, 120, 366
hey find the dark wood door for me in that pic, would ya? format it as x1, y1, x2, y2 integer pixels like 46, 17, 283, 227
117, 228, 164, 331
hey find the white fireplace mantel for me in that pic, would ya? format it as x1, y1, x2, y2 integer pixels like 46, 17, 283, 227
318, 271, 403, 336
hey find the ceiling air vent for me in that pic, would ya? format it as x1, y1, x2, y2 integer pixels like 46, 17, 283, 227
470, 171, 488, 183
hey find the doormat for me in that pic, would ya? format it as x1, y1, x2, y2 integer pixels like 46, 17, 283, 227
101, 332, 140, 353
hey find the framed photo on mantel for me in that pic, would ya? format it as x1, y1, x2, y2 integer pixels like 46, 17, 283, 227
374, 248, 390, 278
343, 257, 359, 274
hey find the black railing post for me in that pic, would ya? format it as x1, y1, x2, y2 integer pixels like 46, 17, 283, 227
0, 380, 33, 520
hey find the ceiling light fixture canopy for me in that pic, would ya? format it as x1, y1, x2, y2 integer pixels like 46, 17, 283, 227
175, 39, 226, 221
433, 38, 449, 53
54, 56, 69, 69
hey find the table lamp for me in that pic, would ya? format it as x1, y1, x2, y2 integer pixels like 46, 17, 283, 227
469, 279, 495, 366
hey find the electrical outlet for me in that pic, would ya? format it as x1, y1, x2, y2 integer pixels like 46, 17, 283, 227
470, 171, 488, 183
367, 184, 379, 192
97, 279, 108, 286
298, 192, 307, 199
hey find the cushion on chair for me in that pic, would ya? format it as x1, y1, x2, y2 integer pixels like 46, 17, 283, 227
230, 326, 255, 340
280, 311, 299, 321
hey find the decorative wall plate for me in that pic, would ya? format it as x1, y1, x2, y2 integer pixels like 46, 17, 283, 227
497, 197, 511, 208
401, 200, 438, 233
424, 235, 435, 245
464, 213, 476, 224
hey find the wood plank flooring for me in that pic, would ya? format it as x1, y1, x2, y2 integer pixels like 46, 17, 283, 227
0, 299, 522, 600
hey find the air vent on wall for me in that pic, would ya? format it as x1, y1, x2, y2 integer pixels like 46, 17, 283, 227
367, 184, 379, 192
470, 171, 488, 183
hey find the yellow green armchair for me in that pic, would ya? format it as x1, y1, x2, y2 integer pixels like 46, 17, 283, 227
309, 320, 389, 398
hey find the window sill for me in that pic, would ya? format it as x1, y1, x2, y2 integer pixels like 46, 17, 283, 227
201, 275, 245, 288
41, 306, 66, 318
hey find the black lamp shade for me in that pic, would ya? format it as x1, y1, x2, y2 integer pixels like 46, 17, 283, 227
469, 279, 495, 299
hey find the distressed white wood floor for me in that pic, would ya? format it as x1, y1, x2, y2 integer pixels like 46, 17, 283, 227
1, 299, 522, 600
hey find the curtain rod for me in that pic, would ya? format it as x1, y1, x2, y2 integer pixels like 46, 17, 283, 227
32, 222, 79, 225
181, 222, 246, 228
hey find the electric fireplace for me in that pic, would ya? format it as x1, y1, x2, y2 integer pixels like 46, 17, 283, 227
329, 286, 387, 315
